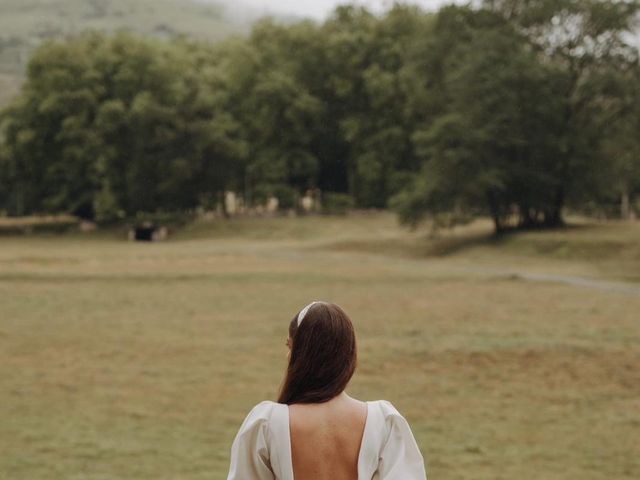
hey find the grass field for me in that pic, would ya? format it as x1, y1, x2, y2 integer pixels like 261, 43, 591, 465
1, 212, 639, 480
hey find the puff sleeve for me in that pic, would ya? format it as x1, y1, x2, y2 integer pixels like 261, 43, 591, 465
227, 401, 276, 480
376, 401, 427, 480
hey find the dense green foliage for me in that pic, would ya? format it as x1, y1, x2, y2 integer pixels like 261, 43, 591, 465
0, 35, 246, 220
1, 0, 639, 231
394, 0, 640, 231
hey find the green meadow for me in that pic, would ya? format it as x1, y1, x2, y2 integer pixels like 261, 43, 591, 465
1, 212, 639, 479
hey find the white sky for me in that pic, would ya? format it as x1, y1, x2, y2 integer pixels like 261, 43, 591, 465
239, 0, 456, 20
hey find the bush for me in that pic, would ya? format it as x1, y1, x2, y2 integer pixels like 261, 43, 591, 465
272, 185, 297, 210
321, 192, 354, 215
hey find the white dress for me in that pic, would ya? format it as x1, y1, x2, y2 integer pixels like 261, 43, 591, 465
227, 400, 427, 480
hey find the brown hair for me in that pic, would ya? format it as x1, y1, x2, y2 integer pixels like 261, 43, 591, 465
277, 302, 357, 405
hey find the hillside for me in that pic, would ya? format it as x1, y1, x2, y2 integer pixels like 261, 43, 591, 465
0, 0, 260, 106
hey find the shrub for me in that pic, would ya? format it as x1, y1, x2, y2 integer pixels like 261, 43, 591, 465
321, 192, 354, 215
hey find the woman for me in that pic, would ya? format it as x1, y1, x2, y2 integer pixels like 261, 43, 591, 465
227, 301, 427, 480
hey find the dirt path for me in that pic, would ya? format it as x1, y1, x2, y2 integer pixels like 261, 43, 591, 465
510, 271, 640, 295
301, 244, 640, 296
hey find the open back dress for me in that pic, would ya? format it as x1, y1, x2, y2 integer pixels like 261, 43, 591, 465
227, 399, 427, 480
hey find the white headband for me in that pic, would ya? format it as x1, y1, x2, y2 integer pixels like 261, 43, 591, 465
297, 301, 323, 326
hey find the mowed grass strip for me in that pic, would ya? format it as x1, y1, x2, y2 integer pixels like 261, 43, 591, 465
1, 213, 639, 480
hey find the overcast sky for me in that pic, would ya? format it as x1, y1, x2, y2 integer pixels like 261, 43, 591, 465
238, 0, 457, 20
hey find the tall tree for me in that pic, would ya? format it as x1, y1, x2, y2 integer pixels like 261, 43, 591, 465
597, 62, 640, 218
393, 6, 565, 233
1, 33, 246, 219
485, 0, 640, 223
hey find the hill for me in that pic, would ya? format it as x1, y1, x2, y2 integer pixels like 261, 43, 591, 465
0, 0, 261, 106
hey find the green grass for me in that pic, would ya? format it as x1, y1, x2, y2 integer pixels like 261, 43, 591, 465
1, 212, 639, 479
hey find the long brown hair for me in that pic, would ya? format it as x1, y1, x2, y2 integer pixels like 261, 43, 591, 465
278, 302, 357, 405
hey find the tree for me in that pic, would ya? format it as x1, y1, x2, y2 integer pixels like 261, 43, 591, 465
485, 0, 640, 223
393, 1, 640, 232
597, 62, 640, 219
2, 1, 638, 225
320, 5, 431, 207
1, 33, 246, 219
216, 20, 326, 207
393, 6, 565, 233
2, 34, 102, 217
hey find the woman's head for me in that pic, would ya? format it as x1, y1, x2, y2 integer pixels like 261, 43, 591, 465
277, 301, 357, 405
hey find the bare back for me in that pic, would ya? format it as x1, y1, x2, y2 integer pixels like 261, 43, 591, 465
288, 393, 368, 480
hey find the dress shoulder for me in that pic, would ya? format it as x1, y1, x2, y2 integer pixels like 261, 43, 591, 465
227, 401, 281, 480
376, 399, 404, 419
368, 400, 427, 480
369, 399, 414, 435
233, 401, 276, 439
246, 400, 279, 421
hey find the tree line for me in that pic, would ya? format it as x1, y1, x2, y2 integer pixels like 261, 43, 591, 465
0, 0, 638, 233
